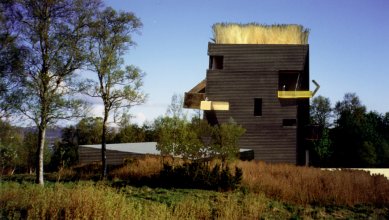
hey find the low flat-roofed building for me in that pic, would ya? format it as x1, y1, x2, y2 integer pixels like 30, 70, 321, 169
79, 142, 253, 165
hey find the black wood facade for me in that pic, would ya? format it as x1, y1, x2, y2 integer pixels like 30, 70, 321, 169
204, 43, 310, 164
79, 146, 143, 165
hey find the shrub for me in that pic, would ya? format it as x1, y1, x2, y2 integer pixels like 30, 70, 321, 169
159, 162, 242, 191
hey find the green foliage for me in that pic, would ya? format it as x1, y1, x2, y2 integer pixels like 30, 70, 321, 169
156, 116, 199, 159
83, 6, 146, 178
114, 124, 146, 143
310, 95, 332, 127
214, 118, 246, 163
0, 144, 17, 175
0, 3, 26, 118
0, 121, 22, 174
311, 128, 332, 165
159, 162, 243, 191
330, 93, 380, 167
5, 0, 100, 184
157, 96, 246, 163
156, 116, 246, 162
311, 93, 389, 167
76, 117, 103, 145
22, 131, 51, 168
50, 140, 78, 171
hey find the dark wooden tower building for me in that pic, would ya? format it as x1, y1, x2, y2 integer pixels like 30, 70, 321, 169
184, 24, 317, 164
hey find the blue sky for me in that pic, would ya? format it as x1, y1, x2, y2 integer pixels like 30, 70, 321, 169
99, 0, 389, 125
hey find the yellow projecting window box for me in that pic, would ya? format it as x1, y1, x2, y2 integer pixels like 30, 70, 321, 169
278, 91, 313, 99
200, 101, 229, 110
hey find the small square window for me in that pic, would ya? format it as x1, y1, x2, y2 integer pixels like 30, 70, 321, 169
283, 119, 297, 127
279, 71, 300, 91
254, 98, 262, 116
209, 56, 223, 70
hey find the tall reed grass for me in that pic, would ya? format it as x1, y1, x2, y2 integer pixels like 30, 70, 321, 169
110, 157, 389, 206
2, 182, 386, 219
0, 182, 167, 219
0, 182, 288, 219
236, 160, 389, 206
110, 155, 164, 181
212, 23, 309, 44
10, 156, 388, 208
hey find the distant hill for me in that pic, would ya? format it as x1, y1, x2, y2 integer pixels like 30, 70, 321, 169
18, 126, 63, 146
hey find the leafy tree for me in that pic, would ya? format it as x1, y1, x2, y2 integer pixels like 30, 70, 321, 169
141, 121, 157, 142
362, 112, 389, 166
156, 114, 246, 165
6, 0, 99, 184
0, 2, 25, 118
114, 124, 145, 143
213, 118, 246, 165
76, 117, 104, 145
113, 112, 146, 143
21, 131, 51, 173
83, 7, 146, 178
310, 95, 332, 128
330, 93, 367, 167
310, 129, 332, 166
166, 94, 187, 119
190, 117, 216, 159
156, 95, 204, 161
0, 120, 23, 174
50, 126, 79, 170
155, 116, 187, 158
308, 93, 389, 167
155, 116, 202, 161
334, 93, 366, 119
310, 96, 333, 165
0, 144, 17, 175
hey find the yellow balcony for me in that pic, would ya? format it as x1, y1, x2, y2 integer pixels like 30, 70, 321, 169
200, 101, 229, 111
278, 91, 313, 99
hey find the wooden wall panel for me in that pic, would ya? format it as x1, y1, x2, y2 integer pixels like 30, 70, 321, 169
79, 147, 141, 165
205, 43, 309, 164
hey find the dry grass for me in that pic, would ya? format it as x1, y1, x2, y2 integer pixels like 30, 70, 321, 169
2, 182, 387, 219
235, 160, 389, 206
212, 23, 309, 44
0, 182, 279, 219
109, 156, 389, 206
110, 155, 165, 180
0, 182, 156, 219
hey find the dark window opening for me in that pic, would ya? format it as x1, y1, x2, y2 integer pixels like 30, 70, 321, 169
254, 98, 262, 116
209, 56, 223, 70
283, 119, 297, 127
279, 71, 301, 91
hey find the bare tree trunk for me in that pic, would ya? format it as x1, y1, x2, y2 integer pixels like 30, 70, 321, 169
101, 108, 108, 179
36, 126, 46, 185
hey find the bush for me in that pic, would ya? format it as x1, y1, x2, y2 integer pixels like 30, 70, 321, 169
159, 162, 242, 191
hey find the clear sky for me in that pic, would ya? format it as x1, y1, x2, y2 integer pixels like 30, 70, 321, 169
97, 0, 389, 125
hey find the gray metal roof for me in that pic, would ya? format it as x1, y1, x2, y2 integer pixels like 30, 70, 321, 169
80, 142, 159, 155
80, 142, 252, 155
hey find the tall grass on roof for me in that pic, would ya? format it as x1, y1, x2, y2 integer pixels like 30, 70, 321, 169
212, 23, 310, 44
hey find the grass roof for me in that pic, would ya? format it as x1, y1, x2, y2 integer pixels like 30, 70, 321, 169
212, 23, 309, 45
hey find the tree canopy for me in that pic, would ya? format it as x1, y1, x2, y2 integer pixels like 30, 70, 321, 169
82, 7, 146, 178
311, 93, 389, 167
3, 0, 101, 184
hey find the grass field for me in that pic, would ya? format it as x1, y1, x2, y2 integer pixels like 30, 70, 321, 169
1, 157, 389, 219
1, 182, 388, 219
